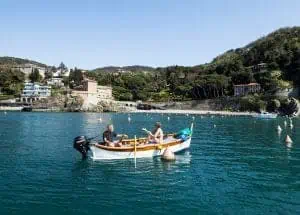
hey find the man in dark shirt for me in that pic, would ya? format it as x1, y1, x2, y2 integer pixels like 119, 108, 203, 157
103, 124, 127, 147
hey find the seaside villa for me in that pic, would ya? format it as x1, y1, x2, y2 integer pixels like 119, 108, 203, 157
21, 82, 51, 103
72, 79, 113, 109
234, 83, 261, 96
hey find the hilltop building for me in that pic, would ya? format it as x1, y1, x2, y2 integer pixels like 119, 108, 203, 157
234, 83, 261, 96
21, 82, 51, 103
52, 68, 70, 78
72, 79, 113, 109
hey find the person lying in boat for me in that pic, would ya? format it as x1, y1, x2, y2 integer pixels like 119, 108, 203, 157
143, 122, 164, 144
103, 124, 127, 147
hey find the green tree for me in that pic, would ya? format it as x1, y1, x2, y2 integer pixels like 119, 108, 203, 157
0, 69, 25, 96
69, 68, 83, 88
29, 68, 42, 83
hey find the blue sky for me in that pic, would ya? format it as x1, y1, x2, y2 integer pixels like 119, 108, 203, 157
0, 0, 300, 69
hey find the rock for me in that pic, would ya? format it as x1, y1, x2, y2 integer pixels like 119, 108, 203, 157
280, 97, 300, 117
161, 147, 175, 161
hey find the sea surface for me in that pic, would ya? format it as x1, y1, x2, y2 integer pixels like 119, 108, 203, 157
0, 112, 299, 215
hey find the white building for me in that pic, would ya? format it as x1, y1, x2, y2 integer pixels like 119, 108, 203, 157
21, 82, 51, 103
47, 77, 64, 87
234, 83, 261, 96
53, 68, 70, 78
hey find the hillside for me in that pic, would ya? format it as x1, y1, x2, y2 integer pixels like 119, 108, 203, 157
87, 27, 300, 109
0, 56, 48, 68
206, 27, 300, 83
91, 65, 155, 73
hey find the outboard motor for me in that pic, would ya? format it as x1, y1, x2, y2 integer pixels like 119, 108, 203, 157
73, 136, 90, 159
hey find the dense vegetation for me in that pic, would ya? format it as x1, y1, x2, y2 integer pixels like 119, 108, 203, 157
69, 68, 84, 89
0, 69, 25, 96
87, 27, 300, 102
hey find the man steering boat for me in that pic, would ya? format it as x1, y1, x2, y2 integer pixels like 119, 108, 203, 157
102, 124, 128, 147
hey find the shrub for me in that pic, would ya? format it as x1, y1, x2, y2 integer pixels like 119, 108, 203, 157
240, 95, 266, 112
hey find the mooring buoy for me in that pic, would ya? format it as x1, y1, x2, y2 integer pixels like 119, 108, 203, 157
277, 125, 282, 132
285, 135, 293, 144
161, 147, 175, 161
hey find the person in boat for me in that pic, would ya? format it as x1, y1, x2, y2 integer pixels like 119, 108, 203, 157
103, 124, 127, 147
144, 122, 164, 144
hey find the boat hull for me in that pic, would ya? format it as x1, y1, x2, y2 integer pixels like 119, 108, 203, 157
89, 138, 191, 160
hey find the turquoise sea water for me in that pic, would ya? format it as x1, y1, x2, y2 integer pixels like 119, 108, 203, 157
0, 112, 299, 215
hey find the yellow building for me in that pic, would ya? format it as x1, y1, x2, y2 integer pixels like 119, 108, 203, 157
72, 79, 113, 109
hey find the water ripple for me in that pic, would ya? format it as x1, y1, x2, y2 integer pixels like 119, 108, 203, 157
0, 113, 300, 214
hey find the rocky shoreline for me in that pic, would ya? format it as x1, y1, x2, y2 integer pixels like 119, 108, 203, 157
1, 96, 299, 117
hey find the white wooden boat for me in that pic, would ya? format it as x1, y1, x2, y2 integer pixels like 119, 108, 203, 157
73, 124, 193, 160
252, 112, 277, 119
89, 135, 191, 160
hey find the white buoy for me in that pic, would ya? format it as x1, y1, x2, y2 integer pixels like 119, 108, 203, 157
285, 135, 293, 144
192, 116, 195, 121
186, 114, 189, 117
167, 116, 170, 121
214, 124, 216, 128
128, 116, 131, 122
284, 121, 287, 127
98, 118, 102, 122
161, 147, 175, 161
4, 111, 7, 115
277, 125, 282, 132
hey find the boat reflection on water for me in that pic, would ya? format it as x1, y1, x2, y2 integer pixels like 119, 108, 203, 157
72, 150, 191, 177
286, 141, 293, 149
